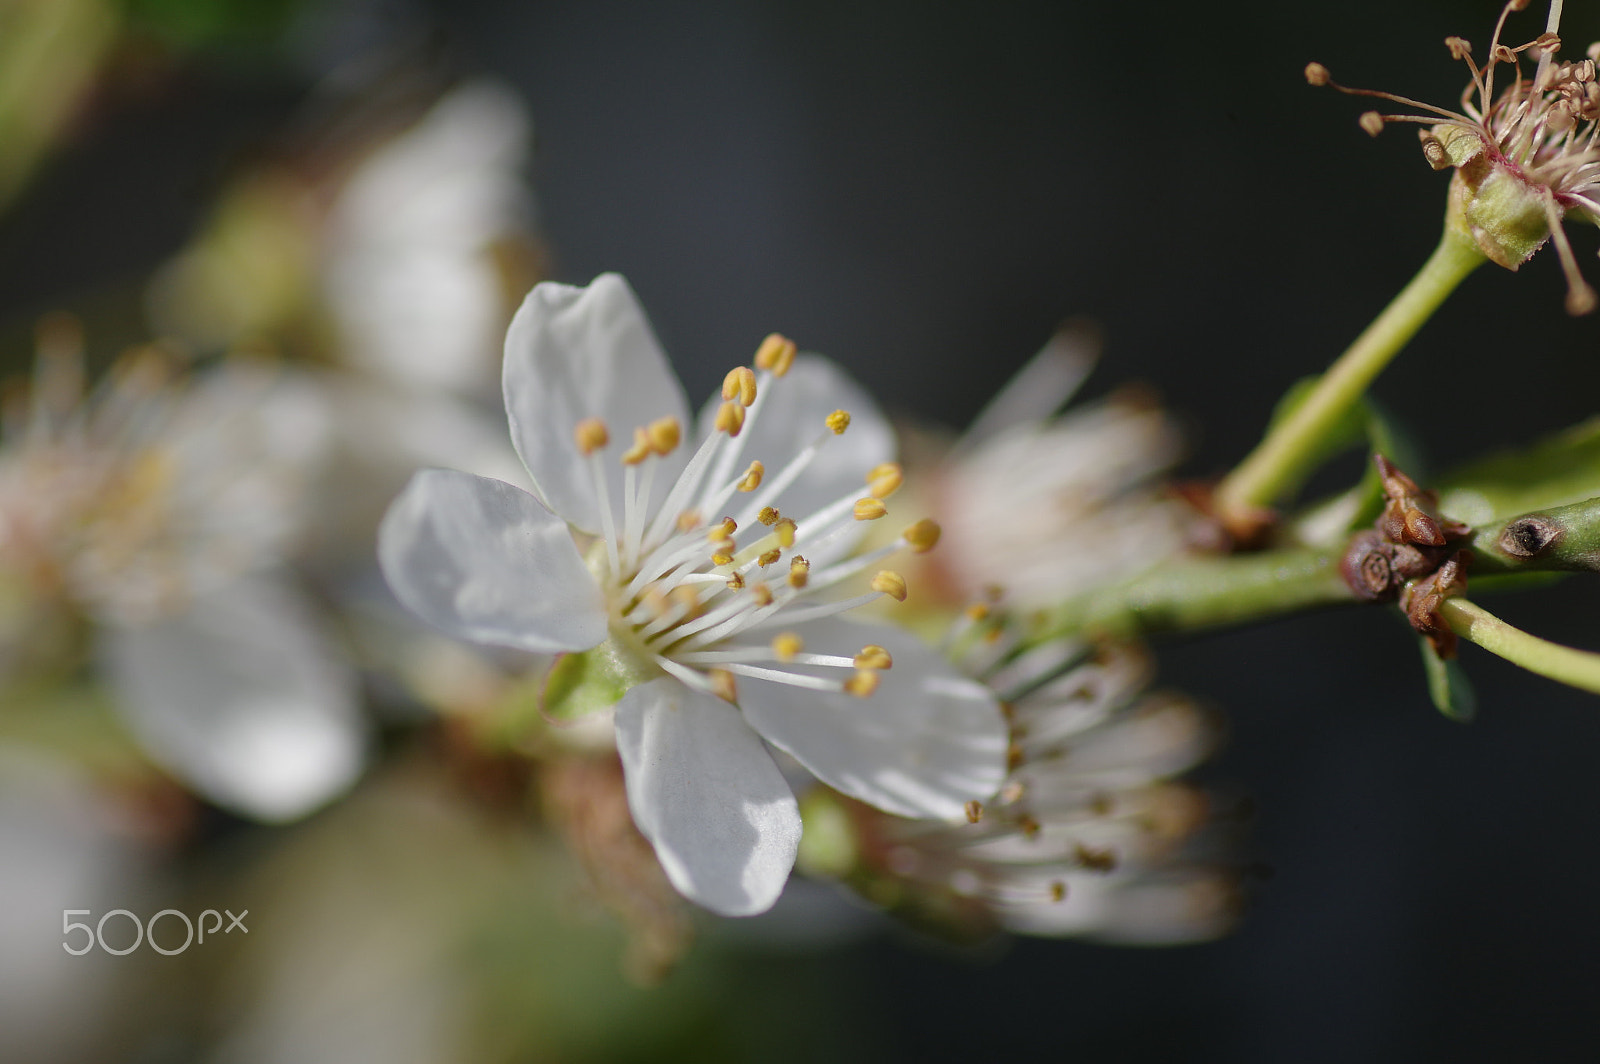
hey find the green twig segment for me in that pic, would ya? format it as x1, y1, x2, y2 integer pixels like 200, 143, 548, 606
1038, 547, 1356, 641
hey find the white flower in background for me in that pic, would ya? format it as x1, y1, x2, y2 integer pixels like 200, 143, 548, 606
379, 274, 1008, 916
0, 320, 367, 822
323, 80, 533, 397
835, 623, 1237, 944
926, 325, 1198, 609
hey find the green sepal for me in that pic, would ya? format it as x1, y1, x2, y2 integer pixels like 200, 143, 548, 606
1419, 636, 1476, 723
539, 638, 656, 723
794, 787, 859, 880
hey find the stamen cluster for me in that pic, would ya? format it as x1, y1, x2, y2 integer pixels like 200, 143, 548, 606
572, 334, 939, 704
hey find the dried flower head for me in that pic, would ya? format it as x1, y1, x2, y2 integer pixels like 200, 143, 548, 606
1310, 0, 1600, 313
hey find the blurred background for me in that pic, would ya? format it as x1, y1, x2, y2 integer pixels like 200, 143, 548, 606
3, 0, 1600, 1060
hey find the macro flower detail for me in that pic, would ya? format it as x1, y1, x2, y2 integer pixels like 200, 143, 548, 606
379, 274, 1008, 916
1308, 0, 1600, 313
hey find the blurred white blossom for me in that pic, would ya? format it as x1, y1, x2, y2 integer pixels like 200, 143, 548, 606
323, 80, 534, 397
0, 324, 367, 822
832, 631, 1237, 944
925, 326, 1198, 609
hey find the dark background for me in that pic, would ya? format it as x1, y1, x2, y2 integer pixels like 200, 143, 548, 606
4, 0, 1599, 1060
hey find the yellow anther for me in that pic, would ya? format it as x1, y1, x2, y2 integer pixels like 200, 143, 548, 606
1358, 110, 1384, 137
902, 517, 942, 553
710, 536, 737, 555
825, 409, 851, 435
709, 668, 738, 703
708, 517, 738, 541
1049, 881, 1067, 903
1303, 61, 1330, 86
964, 800, 983, 824
774, 517, 797, 548
712, 551, 735, 567
758, 548, 782, 568
620, 426, 652, 465
715, 400, 746, 437
725, 570, 746, 590
676, 509, 702, 532
722, 365, 758, 407
753, 333, 796, 377
749, 582, 774, 606
853, 645, 892, 670
671, 585, 704, 621
964, 602, 991, 622
573, 418, 610, 455
871, 570, 907, 602
738, 461, 764, 492
853, 497, 887, 521
787, 555, 810, 589
647, 416, 682, 455
866, 462, 903, 499
771, 632, 803, 662
843, 670, 880, 698
758, 506, 781, 526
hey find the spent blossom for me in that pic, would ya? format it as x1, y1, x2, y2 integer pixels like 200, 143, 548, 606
1308, 0, 1600, 313
379, 274, 1008, 916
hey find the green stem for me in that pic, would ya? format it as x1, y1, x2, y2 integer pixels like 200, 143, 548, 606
1037, 546, 1355, 642
1214, 226, 1485, 527
1441, 597, 1600, 695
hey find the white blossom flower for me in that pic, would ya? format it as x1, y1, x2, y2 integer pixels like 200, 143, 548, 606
379, 274, 1008, 916
922, 325, 1198, 610
0, 322, 367, 822
834, 627, 1237, 944
323, 80, 534, 396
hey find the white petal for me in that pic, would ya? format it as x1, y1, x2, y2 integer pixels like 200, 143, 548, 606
738, 619, 1007, 819
378, 468, 606, 653
100, 575, 367, 822
699, 354, 894, 562
503, 275, 690, 533
614, 679, 800, 916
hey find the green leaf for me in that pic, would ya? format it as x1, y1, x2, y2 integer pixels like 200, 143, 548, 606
1439, 417, 1600, 524
1419, 636, 1476, 723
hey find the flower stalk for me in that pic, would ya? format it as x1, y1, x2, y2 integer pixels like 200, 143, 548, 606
1213, 226, 1485, 533
1440, 597, 1600, 695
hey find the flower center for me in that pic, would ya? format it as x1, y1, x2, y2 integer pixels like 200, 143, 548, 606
570, 335, 943, 704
